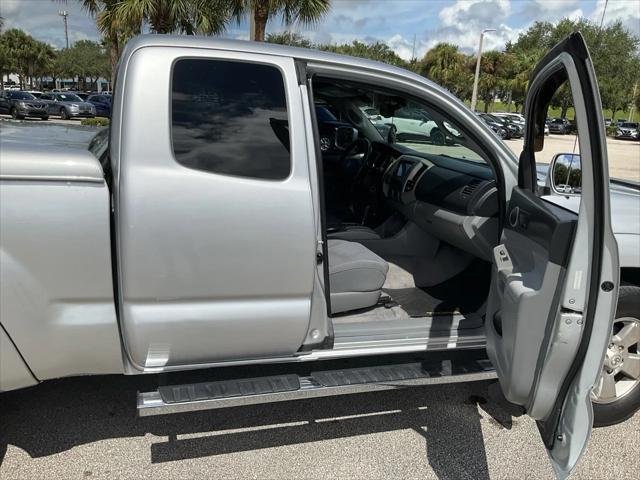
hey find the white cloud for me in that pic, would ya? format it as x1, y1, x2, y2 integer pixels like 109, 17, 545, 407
440, 0, 511, 28
1, 0, 99, 49
532, 0, 579, 13
588, 0, 640, 35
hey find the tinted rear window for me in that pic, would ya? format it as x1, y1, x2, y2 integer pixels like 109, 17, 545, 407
171, 59, 291, 180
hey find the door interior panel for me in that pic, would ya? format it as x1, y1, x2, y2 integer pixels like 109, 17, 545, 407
486, 187, 577, 410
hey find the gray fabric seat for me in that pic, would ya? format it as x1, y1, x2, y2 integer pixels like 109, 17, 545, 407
328, 240, 389, 314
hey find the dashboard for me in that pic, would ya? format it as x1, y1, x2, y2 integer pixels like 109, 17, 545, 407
378, 149, 500, 260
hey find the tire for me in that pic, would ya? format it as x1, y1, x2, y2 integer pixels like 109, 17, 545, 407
60, 108, 69, 120
42, 116, 49, 121
10, 107, 23, 120
592, 285, 640, 427
498, 128, 507, 139
431, 128, 445, 146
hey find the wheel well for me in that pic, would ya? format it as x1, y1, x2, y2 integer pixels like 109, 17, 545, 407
621, 267, 640, 287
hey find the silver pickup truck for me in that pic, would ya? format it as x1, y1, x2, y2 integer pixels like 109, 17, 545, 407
1, 33, 638, 478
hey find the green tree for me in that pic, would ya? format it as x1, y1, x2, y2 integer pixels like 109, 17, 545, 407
0, 29, 48, 89
475, 50, 507, 112
266, 31, 313, 48
321, 40, 408, 68
0, 32, 15, 89
509, 18, 640, 119
114, 0, 230, 34
502, 44, 543, 113
418, 43, 472, 99
62, 1, 136, 87
232, 0, 330, 42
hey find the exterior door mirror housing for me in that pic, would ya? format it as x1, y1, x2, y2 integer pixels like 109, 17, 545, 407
549, 153, 582, 195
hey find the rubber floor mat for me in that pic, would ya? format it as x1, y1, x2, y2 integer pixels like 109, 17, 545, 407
382, 287, 461, 317
383, 261, 490, 318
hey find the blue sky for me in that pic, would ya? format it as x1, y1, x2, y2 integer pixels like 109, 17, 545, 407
2, 1, 639, 59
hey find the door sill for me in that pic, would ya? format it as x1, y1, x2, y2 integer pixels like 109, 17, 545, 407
126, 321, 487, 374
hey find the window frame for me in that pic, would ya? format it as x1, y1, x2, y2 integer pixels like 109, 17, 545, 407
168, 56, 293, 182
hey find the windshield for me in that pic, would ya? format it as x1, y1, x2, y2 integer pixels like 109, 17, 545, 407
620, 122, 638, 128
57, 93, 83, 102
9, 91, 36, 100
315, 106, 338, 122
488, 114, 506, 124
313, 78, 487, 164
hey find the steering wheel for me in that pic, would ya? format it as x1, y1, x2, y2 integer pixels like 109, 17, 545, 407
339, 138, 384, 225
338, 137, 372, 174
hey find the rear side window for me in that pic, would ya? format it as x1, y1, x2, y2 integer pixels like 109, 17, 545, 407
171, 59, 291, 180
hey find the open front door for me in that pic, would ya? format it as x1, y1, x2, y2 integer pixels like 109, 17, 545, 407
486, 33, 619, 478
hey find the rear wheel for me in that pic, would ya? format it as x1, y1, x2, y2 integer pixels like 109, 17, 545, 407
592, 286, 640, 426
498, 128, 507, 139
60, 108, 69, 120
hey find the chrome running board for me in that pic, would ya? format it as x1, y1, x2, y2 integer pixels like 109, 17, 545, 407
138, 357, 496, 416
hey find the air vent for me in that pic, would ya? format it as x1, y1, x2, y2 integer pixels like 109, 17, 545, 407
461, 179, 482, 196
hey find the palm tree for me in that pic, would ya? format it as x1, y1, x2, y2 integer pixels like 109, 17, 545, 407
115, 0, 230, 35
232, 0, 331, 42
419, 43, 470, 97
58, 1, 132, 88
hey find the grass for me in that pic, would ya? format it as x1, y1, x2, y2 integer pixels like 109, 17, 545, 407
470, 100, 638, 122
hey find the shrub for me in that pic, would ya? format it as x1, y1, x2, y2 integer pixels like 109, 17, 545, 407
81, 117, 110, 127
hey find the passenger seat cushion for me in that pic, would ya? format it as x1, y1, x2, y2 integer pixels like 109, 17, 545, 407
328, 240, 389, 293
327, 225, 381, 241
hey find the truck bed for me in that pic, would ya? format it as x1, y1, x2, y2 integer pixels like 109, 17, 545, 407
0, 142, 123, 389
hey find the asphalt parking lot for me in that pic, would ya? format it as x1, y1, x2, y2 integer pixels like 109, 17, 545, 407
1, 375, 638, 480
0, 116, 639, 479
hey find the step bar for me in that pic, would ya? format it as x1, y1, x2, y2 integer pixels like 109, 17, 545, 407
138, 359, 496, 416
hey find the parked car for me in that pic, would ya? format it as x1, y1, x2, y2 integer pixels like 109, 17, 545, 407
0, 90, 49, 120
615, 122, 639, 140
358, 107, 397, 143
40, 92, 96, 119
377, 106, 448, 144
87, 93, 112, 117
70, 92, 90, 101
604, 118, 612, 127
477, 112, 509, 139
484, 113, 524, 138
492, 112, 526, 128
1, 33, 636, 477
548, 117, 573, 134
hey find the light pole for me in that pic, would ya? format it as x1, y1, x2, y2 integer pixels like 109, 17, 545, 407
470, 28, 496, 112
59, 11, 69, 49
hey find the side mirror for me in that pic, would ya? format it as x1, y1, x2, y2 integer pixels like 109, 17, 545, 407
549, 153, 582, 195
335, 126, 358, 150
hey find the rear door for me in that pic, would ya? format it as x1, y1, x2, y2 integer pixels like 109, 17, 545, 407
485, 33, 619, 477
114, 46, 316, 369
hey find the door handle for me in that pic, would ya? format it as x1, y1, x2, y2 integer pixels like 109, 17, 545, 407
509, 206, 520, 227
